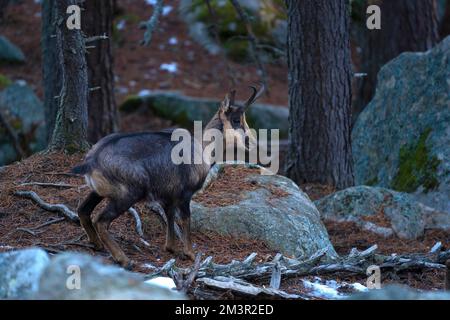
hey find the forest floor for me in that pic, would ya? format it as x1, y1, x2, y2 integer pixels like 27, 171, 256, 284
1, 0, 449, 298
0, 0, 289, 111
0, 153, 448, 298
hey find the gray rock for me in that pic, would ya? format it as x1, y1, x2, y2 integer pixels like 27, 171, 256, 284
349, 285, 450, 300
191, 163, 337, 260
36, 252, 186, 300
120, 91, 289, 138
0, 248, 50, 299
316, 186, 450, 239
0, 83, 47, 165
0, 36, 25, 63
352, 36, 450, 214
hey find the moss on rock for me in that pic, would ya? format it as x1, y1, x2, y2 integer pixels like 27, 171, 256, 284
391, 128, 440, 193
0, 74, 12, 89
119, 95, 143, 113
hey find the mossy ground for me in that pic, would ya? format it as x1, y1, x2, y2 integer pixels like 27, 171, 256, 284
391, 128, 440, 193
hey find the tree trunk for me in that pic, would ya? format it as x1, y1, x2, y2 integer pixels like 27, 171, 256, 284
353, 0, 439, 120
82, 0, 118, 143
285, 0, 354, 189
440, 0, 450, 38
41, 0, 62, 142
47, 0, 89, 153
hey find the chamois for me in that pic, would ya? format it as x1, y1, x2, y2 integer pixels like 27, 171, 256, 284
72, 85, 265, 268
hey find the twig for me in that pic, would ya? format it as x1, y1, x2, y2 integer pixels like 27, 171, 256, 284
140, 0, 164, 46
85, 34, 108, 43
18, 182, 80, 188
128, 207, 144, 237
14, 190, 79, 223
229, 0, 269, 94
16, 227, 43, 236
33, 217, 65, 230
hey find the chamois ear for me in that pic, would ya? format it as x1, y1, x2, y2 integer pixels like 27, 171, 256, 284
219, 89, 235, 113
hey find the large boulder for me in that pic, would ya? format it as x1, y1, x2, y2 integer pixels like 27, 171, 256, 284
0, 36, 25, 64
349, 285, 450, 300
191, 163, 337, 260
36, 252, 185, 300
315, 186, 450, 239
0, 83, 46, 165
0, 248, 50, 299
352, 36, 450, 214
119, 91, 289, 138
0, 249, 185, 300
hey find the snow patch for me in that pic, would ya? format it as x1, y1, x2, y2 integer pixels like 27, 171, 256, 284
145, 277, 176, 290
160, 62, 178, 73
162, 5, 173, 16
168, 37, 178, 45
302, 277, 368, 299
116, 20, 126, 30
138, 89, 151, 97
302, 279, 341, 299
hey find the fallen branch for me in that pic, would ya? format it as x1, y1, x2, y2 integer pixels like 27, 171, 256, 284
14, 191, 79, 223
196, 276, 304, 299
140, 0, 164, 46
229, 0, 269, 93
173, 253, 203, 293
204, 0, 236, 87
142, 243, 449, 300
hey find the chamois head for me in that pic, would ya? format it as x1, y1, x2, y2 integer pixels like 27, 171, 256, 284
204, 84, 265, 162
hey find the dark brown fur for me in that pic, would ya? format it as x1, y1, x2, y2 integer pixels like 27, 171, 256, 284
72, 86, 264, 268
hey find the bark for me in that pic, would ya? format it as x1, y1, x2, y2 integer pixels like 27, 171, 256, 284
440, 0, 450, 38
41, 0, 62, 142
82, 0, 118, 143
354, 0, 439, 120
285, 0, 354, 189
47, 0, 89, 152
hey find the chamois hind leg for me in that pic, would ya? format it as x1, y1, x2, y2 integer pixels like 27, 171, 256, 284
77, 191, 104, 250
179, 200, 195, 261
164, 205, 177, 254
93, 198, 135, 269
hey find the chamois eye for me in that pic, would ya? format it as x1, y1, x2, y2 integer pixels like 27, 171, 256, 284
231, 116, 240, 125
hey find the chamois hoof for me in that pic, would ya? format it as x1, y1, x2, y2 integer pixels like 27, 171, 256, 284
91, 242, 104, 251
183, 250, 196, 261
164, 244, 176, 254
119, 259, 134, 271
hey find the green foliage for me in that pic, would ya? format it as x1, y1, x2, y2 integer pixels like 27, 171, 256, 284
192, 0, 286, 62
0, 74, 12, 89
391, 128, 441, 193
